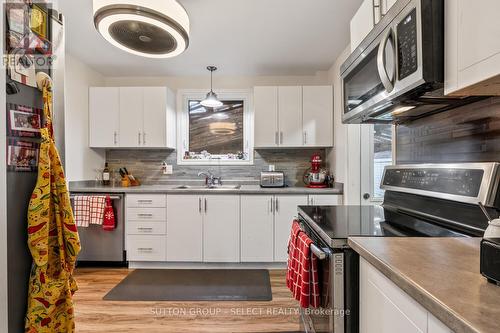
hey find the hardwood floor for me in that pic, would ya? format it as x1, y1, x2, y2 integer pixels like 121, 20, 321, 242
73, 268, 301, 333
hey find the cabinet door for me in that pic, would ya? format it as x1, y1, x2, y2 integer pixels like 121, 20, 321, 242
457, 0, 500, 86
302, 86, 333, 147
360, 258, 427, 333
254, 86, 279, 147
350, 0, 375, 52
308, 195, 342, 206
240, 195, 274, 262
203, 195, 240, 262
119, 87, 143, 148
274, 195, 308, 262
278, 86, 303, 147
166, 195, 203, 262
89, 87, 120, 148
143, 87, 166, 147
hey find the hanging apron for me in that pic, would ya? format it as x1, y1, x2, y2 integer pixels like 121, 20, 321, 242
25, 86, 81, 333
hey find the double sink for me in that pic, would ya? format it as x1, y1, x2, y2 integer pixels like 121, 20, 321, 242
173, 185, 241, 190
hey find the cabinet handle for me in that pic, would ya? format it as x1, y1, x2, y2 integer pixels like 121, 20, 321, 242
270, 198, 274, 213
114, 131, 118, 145
137, 199, 153, 203
137, 227, 153, 232
199, 197, 202, 213
204, 198, 207, 213
137, 213, 153, 218
275, 198, 279, 213
310, 197, 314, 205
275, 131, 279, 145
280, 132, 283, 144
138, 131, 141, 145
143, 132, 146, 145
137, 247, 153, 252
304, 131, 307, 145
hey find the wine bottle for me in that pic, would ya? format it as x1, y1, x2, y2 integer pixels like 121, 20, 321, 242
102, 162, 110, 186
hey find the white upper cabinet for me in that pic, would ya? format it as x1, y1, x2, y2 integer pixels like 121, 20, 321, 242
119, 87, 143, 148
89, 86, 176, 148
89, 87, 120, 148
278, 86, 303, 147
254, 86, 279, 147
350, 0, 375, 52
254, 86, 333, 148
303, 86, 333, 147
445, 0, 500, 96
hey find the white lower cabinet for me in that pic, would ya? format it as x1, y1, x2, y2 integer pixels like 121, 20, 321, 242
360, 258, 453, 333
203, 195, 240, 262
166, 195, 203, 262
274, 195, 308, 262
308, 194, 342, 206
241, 195, 274, 262
127, 235, 166, 262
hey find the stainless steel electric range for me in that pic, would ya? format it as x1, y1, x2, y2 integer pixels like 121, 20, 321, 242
297, 163, 500, 333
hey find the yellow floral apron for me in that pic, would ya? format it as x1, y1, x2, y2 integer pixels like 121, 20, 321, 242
25, 86, 81, 333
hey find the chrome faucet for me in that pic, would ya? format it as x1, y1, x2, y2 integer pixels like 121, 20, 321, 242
198, 171, 222, 188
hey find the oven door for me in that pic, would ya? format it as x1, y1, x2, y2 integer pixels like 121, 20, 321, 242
299, 222, 345, 333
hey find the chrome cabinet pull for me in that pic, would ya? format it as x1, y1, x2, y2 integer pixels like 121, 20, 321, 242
275, 198, 279, 213
143, 132, 146, 145
138, 131, 141, 145
114, 131, 118, 145
137, 213, 153, 218
270, 198, 274, 213
199, 197, 202, 213
137, 199, 153, 203
304, 131, 307, 145
137, 227, 153, 232
204, 198, 207, 213
280, 132, 283, 144
275, 131, 279, 145
137, 247, 153, 252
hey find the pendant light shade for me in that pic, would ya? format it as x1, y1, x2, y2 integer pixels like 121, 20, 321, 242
201, 66, 223, 108
93, 0, 190, 58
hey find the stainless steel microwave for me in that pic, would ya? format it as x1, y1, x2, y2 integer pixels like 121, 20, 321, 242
341, 0, 482, 124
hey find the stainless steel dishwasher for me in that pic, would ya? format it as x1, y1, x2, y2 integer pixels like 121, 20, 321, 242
70, 193, 126, 263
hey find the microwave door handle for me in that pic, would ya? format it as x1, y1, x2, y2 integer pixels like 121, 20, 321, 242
377, 28, 396, 93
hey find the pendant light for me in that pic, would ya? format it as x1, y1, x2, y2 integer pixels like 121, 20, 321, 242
201, 66, 223, 108
93, 0, 190, 58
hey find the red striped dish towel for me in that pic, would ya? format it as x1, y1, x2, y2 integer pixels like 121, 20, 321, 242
89, 196, 106, 225
73, 196, 90, 227
286, 220, 302, 290
286, 221, 321, 308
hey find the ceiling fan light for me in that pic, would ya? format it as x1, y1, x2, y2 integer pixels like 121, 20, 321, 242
93, 0, 190, 58
201, 91, 223, 108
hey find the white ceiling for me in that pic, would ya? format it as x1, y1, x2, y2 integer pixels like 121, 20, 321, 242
61, 0, 362, 77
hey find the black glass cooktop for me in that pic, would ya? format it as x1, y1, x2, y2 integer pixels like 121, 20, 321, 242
298, 205, 468, 248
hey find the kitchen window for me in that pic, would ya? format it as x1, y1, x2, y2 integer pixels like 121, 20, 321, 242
177, 90, 253, 165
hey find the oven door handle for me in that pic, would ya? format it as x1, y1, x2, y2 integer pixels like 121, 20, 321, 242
310, 243, 330, 260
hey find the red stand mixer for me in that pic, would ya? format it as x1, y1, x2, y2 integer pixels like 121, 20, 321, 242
303, 153, 329, 188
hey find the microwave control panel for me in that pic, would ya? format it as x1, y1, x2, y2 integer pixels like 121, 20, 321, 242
397, 8, 418, 80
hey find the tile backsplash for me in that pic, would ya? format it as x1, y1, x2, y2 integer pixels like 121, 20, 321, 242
106, 148, 328, 186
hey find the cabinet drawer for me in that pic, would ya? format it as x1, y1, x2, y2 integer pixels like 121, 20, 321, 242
126, 194, 166, 208
126, 207, 166, 221
127, 221, 166, 235
126, 235, 166, 261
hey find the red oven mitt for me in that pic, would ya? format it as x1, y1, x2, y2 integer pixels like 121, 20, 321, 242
102, 195, 116, 231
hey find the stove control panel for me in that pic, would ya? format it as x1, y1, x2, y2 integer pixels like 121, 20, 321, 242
381, 163, 499, 206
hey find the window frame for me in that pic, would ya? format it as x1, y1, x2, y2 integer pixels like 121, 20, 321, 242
176, 89, 254, 166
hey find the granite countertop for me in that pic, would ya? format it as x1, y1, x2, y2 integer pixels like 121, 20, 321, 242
348, 237, 500, 333
69, 181, 344, 195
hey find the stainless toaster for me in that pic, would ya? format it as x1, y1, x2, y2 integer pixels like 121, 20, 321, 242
260, 171, 285, 188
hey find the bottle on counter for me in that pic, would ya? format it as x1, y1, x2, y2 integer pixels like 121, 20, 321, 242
102, 162, 110, 186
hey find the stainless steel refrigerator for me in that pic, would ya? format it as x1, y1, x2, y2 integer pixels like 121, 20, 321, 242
4, 6, 65, 332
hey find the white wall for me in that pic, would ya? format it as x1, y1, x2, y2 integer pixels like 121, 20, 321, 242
65, 55, 106, 181
104, 72, 331, 90
327, 47, 361, 205
0, 1, 8, 330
